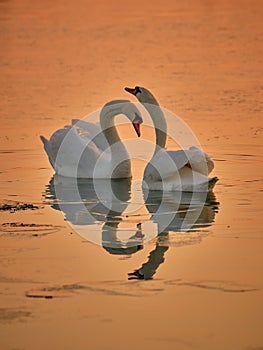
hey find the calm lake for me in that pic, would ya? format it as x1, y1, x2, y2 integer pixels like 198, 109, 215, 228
0, 1, 262, 349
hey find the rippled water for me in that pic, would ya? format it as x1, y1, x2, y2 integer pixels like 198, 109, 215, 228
0, 1, 263, 349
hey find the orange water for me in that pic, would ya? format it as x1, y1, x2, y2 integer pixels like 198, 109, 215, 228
0, 1, 263, 349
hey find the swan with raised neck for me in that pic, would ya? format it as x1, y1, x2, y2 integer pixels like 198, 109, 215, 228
40, 100, 143, 178
125, 86, 218, 191
125, 87, 167, 151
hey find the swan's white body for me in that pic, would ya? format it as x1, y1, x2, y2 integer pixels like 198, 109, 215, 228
125, 86, 218, 192
143, 146, 217, 192
40, 100, 142, 179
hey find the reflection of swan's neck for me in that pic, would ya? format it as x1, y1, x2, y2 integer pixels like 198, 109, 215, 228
143, 101, 167, 153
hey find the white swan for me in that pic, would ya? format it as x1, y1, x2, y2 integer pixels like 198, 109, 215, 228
125, 86, 218, 191
40, 100, 142, 178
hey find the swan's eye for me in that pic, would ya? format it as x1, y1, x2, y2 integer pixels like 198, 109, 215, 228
135, 86, 142, 94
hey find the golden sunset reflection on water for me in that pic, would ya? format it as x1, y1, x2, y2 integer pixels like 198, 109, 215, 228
0, 1, 263, 349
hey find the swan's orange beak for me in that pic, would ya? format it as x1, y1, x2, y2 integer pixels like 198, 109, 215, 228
125, 87, 137, 95
133, 120, 141, 137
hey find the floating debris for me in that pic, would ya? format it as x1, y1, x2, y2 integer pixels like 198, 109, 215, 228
0, 201, 39, 213
0, 222, 64, 237
25, 293, 54, 299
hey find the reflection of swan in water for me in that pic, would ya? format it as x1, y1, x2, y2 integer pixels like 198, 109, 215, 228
45, 176, 219, 278
143, 190, 219, 234
128, 190, 219, 280
102, 219, 144, 255
45, 175, 145, 253
46, 175, 130, 224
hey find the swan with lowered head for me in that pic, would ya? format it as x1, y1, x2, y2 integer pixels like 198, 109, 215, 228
40, 100, 142, 178
125, 86, 218, 191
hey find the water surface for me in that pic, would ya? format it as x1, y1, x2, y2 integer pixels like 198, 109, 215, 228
0, 1, 263, 349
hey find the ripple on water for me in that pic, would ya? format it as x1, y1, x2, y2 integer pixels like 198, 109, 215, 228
164, 279, 259, 293
25, 279, 167, 299
0, 308, 32, 323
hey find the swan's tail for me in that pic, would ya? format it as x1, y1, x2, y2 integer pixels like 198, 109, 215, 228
40, 135, 55, 169
208, 176, 219, 190
178, 168, 218, 192
71, 119, 79, 125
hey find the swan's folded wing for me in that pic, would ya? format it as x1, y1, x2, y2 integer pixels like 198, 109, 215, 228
186, 147, 214, 175
144, 148, 214, 182
52, 126, 104, 177
144, 149, 189, 182
165, 148, 214, 178
72, 119, 100, 133
72, 119, 109, 151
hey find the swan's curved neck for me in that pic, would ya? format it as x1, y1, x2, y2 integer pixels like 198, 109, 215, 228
100, 107, 122, 146
143, 102, 167, 152
100, 105, 131, 178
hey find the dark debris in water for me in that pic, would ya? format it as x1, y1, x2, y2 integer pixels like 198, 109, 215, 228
2, 222, 40, 227
0, 222, 64, 237
25, 293, 54, 299
0, 201, 39, 212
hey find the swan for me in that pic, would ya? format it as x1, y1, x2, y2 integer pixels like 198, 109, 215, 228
125, 86, 218, 191
40, 100, 143, 178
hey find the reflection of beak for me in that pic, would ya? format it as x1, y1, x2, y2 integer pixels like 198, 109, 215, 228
133, 121, 141, 137
125, 87, 136, 95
